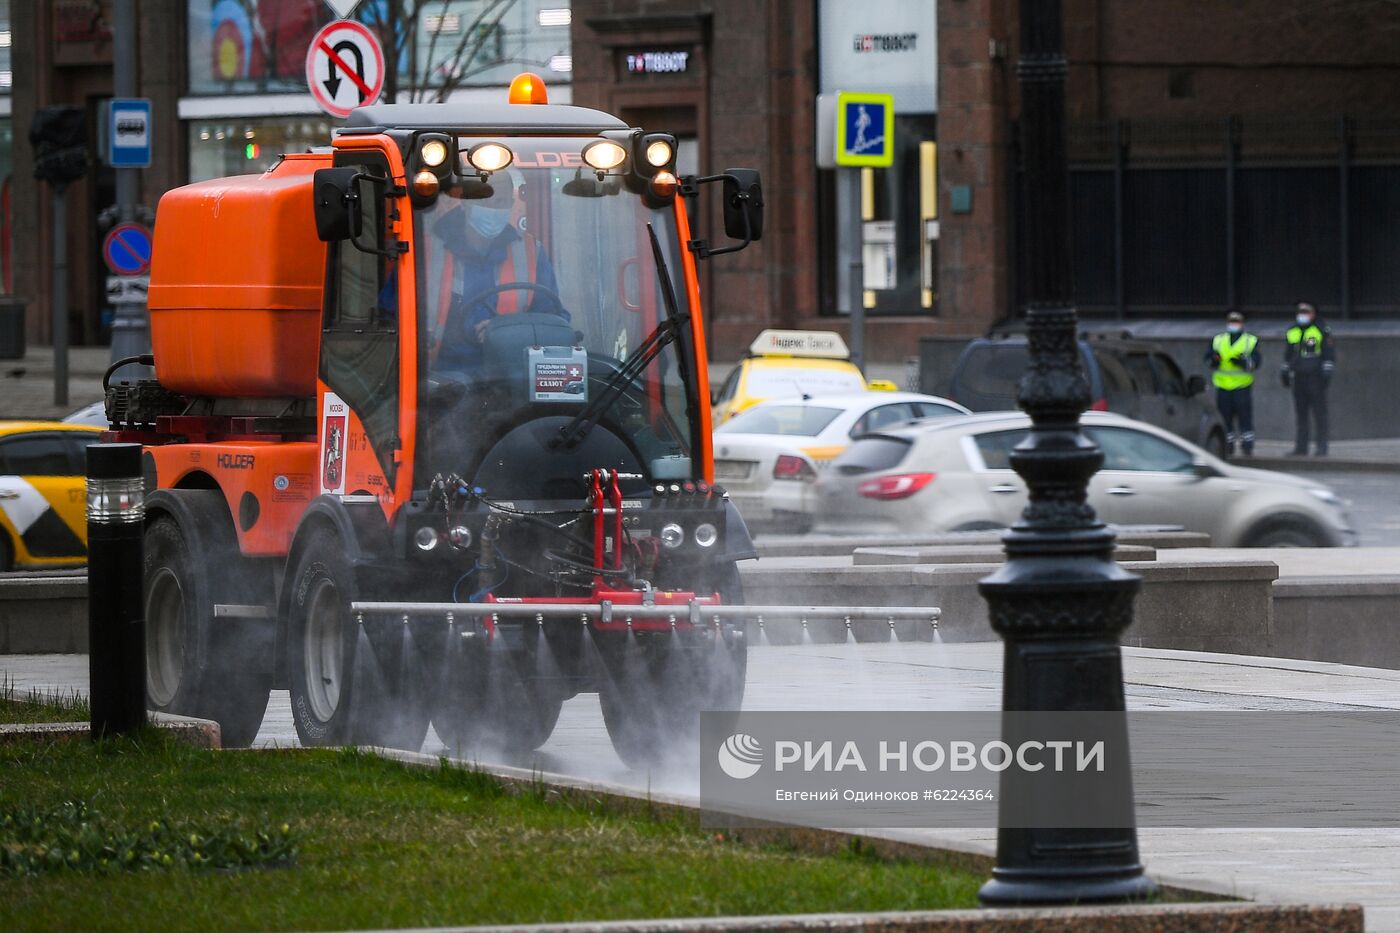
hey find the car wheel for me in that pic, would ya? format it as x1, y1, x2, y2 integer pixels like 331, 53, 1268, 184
287, 524, 431, 751
0, 533, 12, 572
1244, 519, 1329, 548
144, 509, 272, 747
1205, 430, 1228, 460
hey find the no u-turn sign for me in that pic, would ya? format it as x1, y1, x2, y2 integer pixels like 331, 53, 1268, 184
306, 20, 385, 118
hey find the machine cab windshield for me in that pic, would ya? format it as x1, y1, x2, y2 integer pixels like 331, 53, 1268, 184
414, 137, 696, 498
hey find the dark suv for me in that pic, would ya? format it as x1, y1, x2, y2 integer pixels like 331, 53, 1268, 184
939, 334, 1227, 457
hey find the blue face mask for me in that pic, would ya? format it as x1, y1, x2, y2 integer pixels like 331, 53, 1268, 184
1296, 313, 1312, 327
468, 206, 510, 240
1226, 324, 1242, 334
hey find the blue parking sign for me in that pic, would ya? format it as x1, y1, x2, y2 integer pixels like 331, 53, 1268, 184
835, 92, 895, 168
108, 99, 152, 169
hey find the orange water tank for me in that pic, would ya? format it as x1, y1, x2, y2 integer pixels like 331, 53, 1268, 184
148, 153, 330, 398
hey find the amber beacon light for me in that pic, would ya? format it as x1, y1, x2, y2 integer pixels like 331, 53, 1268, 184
508, 72, 549, 105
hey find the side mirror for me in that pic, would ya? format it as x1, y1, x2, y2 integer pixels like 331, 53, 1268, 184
1186, 374, 1206, 396
1192, 458, 1221, 480
313, 167, 362, 242
722, 168, 764, 242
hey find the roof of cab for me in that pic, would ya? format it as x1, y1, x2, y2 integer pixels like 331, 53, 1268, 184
340, 102, 629, 135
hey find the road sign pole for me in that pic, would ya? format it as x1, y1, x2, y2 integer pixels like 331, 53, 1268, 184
109, 0, 152, 381
51, 189, 68, 407
846, 171, 865, 374
830, 91, 893, 375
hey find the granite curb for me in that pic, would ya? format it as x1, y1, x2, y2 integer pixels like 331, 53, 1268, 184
344, 903, 1362, 932
0, 711, 222, 747
1245, 455, 1400, 474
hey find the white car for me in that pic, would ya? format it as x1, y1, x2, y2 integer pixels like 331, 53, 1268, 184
815, 411, 1357, 547
713, 392, 970, 533
61, 401, 108, 427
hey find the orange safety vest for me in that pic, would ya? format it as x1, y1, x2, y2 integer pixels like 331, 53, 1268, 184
433, 233, 541, 359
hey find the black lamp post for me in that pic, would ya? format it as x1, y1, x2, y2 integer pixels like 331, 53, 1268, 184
976, 0, 1155, 905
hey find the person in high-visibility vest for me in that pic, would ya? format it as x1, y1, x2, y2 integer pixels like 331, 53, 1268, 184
431, 169, 566, 371
1282, 301, 1336, 456
1205, 310, 1261, 457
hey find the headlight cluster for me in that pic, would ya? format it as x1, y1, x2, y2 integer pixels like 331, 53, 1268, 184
659, 521, 718, 549
411, 129, 680, 202
414, 523, 474, 552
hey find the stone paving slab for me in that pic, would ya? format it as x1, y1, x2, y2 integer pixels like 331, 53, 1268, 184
0, 346, 110, 421
5, 644, 1400, 929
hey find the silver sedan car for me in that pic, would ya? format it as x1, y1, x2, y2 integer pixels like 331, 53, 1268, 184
815, 411, 1356, 547
714, 392, 969, 533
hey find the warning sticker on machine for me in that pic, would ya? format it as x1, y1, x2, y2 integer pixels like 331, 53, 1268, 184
529, 346, 588, 402
271, 473, 314, 503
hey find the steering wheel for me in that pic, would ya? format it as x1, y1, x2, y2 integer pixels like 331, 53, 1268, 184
460, 281, 565, 323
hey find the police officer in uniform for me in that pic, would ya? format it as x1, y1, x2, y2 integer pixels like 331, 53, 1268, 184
1282, 301, 1335, 456
1206, 310, 1261, 456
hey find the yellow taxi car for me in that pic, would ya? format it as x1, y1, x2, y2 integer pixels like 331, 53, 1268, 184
0, 421, 103, 571
712, 329, 880, 425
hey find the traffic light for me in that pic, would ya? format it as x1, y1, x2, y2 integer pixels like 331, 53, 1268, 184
30, 106, 88, 188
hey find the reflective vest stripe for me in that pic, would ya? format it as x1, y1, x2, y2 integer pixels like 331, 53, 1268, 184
494, 235, 539, 315
1212, 332, 1256, 390
431, 249, 456, 362
1287, 325, 1325, 355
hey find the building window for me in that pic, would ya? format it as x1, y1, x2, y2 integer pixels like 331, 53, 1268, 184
188, 117, 334, 182
0, 0, 10, 94
0, 119, 11, 294
187, 1, 572, 98
1168, 69, 1195, 100
823, 113, 938, 317
189, 0, 333, 95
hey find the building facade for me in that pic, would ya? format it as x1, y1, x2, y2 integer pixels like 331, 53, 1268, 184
12, 0, 573, 346
572, 0, 950, 362
942, 0, 1400, 325
11, 1, 1400, 363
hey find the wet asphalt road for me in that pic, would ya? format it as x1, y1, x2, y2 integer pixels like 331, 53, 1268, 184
1309, 470, 1400, 545
248, 639, 999, 794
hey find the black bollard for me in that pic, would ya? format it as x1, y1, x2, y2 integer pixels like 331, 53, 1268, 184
87, 443, 147, 737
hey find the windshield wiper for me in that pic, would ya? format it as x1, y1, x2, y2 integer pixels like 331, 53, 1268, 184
553, 224, 690, 450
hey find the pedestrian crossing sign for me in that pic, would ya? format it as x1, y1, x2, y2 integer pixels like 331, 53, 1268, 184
835, 92, 895, 167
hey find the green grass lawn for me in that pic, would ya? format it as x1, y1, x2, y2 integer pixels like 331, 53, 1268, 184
0, 684, 89, 725
1, 731, 984, 931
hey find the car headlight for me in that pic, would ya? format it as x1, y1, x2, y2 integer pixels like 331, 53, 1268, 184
1307, 487, 1345, 508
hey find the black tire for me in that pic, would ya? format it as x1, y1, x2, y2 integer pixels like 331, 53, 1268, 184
0, 532, 13, 572
1244, 519, 1329, 548
432, 619, 568, 757
597, 563, 748, 770
144, 507, 271, 747
1205, 430, 1228, 460
286, 524, 431, 751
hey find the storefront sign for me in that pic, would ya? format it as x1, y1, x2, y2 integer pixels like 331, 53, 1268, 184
624, 50, 690, 75
54, 0, 112, 44
819, 0, 936, 113
853, 33, 918, 53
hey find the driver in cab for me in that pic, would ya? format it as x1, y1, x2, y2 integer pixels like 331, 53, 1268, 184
431, 168, 567, 370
